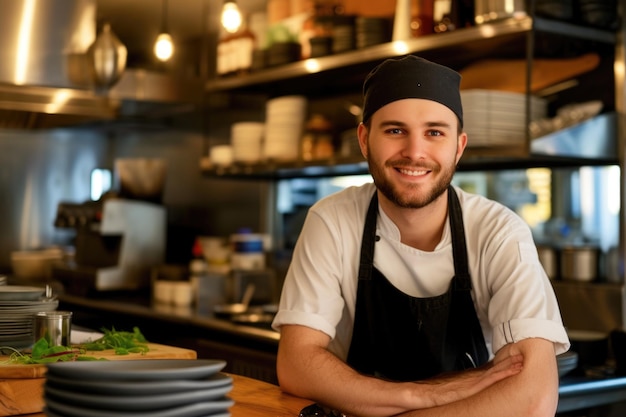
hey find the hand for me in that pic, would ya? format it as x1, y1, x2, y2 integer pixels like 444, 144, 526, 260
414, 354, 523, 408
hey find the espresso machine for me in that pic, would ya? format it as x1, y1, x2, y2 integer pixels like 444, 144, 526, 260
52, 198, 166, 295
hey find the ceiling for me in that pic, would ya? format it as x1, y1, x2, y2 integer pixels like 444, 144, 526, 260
95, 0, 265, 70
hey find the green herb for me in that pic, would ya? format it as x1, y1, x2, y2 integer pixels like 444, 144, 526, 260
1, 338, 105, 364
76, 326, 149, 355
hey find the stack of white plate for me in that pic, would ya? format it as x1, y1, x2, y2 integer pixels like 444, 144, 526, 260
0, 285, 58, 351
44, 359, 233, 417
231, 122, 265, 163
461, 89, 547, 147
264, 95, 307, 162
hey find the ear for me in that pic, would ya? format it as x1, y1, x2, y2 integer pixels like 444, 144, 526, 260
357, 122, 368, 159
455, 131, 468, 165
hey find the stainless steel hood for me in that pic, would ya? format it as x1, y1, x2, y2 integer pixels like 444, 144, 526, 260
0, 0, 202, 129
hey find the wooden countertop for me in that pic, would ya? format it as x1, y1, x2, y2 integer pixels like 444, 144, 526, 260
229, 373, 311, 416
11, 371, 626, 416
11, 373, 312, 417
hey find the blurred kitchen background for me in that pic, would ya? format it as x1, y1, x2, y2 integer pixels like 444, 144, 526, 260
0, 0, 622, 332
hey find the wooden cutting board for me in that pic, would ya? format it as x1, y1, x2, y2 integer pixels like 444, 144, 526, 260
459, 53, 600, 93
0, 342, 197, 379
0, 343, 197, 417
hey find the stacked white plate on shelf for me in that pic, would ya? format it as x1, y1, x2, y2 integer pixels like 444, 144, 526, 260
461, 89, 548, 147
264, 95, 307, 162
231, 122, 265, 163
44, 359, 233, 417
0, 285, 58, 351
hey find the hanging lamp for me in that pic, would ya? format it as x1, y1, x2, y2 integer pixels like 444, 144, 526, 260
221, 0, 242, 33
89, 22, 127, 90
154, 0, 174, 61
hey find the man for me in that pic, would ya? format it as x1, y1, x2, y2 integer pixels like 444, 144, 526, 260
272, 55, 570, 417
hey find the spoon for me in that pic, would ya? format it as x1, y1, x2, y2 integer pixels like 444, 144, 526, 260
239, 283, 255, 310
214, 283, 255, 316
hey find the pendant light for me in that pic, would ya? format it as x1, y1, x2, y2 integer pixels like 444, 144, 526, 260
89, 22, 127, 90
154, 0, 174, 61
221, 0, 242, 33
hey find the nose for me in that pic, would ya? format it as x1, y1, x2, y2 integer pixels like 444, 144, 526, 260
400, 133, 428, 159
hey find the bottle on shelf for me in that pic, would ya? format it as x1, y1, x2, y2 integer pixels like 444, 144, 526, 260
216, 16, 256, 76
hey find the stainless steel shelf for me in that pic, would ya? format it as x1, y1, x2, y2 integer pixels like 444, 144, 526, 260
202, 157, 369, 180
205, 17, 614, 94
206, 17, 533, 93
201, 120, 617, 180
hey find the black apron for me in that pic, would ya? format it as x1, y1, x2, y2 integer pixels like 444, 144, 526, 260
346, 186, 489, 381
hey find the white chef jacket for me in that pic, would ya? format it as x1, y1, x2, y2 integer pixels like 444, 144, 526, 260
272, 182, 570, 360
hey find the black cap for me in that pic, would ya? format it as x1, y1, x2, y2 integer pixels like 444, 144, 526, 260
362, 55, 463, 127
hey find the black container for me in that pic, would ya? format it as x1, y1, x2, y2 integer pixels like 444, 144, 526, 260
568, 330, 609, 371
266, 42, 301, 67
576, 0, 619, 29
535, 0, 575, 21
610, 329, 626, 375
309, 36, 332, 58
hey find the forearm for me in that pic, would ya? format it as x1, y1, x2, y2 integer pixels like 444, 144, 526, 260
394, 338, 559, 417
277, 325, 524, 417
278, 336, 419, 417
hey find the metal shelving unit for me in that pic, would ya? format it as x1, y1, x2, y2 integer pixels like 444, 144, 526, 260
205, 16, 613, 94
202, 15, 618, 180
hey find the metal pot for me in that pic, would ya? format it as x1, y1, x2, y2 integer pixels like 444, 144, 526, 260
561, 246, 599, 282
537, 245, 557, 279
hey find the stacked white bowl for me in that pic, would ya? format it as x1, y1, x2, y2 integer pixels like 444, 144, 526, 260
231, 122, 265, 163
209, 145, 234, 167
264, 95, 307, 162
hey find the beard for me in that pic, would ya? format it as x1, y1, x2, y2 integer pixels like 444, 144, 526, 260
367, 146, 456, 209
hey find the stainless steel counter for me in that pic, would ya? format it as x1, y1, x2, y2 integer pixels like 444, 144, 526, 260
57, 292, 281, 382
57, 292, 279, 344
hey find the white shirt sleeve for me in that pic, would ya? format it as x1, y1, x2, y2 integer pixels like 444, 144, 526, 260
461, 190, 570, 356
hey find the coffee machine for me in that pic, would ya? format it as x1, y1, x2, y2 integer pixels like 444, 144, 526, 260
52, 198, 166, 295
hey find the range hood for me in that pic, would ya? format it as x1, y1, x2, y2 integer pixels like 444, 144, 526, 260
0, 69, 204, 129
0, 0, 202, 129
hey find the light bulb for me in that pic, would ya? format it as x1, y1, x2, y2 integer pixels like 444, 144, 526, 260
154, 33, 174, 61
221, 1, 242, 33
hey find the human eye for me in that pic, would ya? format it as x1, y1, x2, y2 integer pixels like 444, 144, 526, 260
426, 129, 444, 137
384, 127, 405, 135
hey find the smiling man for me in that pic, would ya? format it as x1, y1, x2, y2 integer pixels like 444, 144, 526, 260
272, 55, 570, 417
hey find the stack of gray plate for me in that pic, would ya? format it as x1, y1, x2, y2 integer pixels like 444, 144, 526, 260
355, 17, 391, 49
0, 285, 58, 351
44, 359, 233, 417
332, 16, 355, 54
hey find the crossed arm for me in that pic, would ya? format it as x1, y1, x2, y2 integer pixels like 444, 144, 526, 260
277, 324, 558, 417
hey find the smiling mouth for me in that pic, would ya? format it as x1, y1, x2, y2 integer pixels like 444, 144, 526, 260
397, 167, 430, 176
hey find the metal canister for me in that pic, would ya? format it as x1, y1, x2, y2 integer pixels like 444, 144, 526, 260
33, 311, 72, 347
474, 0, 527, 24
561, 246, 599, 282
